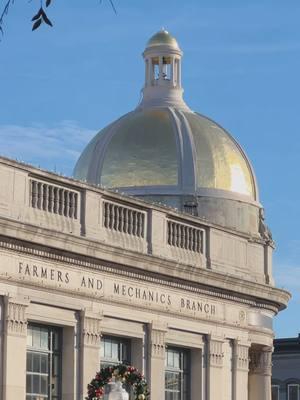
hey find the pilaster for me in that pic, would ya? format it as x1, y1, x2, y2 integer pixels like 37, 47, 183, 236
79, 309, 102, 399
233, 341, 250, 400
206, 336, 224, 400
2, 296, 29, 400
148, 321, 168, 400
249, 346, 273, 400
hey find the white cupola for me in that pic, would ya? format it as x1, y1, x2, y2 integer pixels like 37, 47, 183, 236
139, 29, 189, 110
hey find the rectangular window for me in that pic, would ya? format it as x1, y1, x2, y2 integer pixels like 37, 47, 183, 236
26, 324, 62, 400
272, 385, 280, 400
165, 347, 190, 400
101, 336, 131, 400
288, 384, 300, 400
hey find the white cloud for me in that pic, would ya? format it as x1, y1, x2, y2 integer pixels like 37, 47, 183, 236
0, 121, 96, 176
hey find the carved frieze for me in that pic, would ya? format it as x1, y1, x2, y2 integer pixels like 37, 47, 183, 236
5, 297, 29, 336
0, 236, 282, 314
249, 346, 272, 376
81, 310, 102, 347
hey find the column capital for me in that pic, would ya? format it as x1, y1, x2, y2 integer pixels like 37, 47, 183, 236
4, 296, 29, 336
80, 309, 103, 347
207, 336, 224, 367
234, 341, 250, 371
249, 346, 273, 376
148, 321, 168, 359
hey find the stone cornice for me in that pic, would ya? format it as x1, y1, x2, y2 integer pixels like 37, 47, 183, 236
0, 227, 290, 314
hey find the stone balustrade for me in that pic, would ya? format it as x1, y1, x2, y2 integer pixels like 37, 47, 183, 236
0, 157, 271, 284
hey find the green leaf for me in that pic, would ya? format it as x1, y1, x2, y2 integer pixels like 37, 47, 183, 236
32, 18, 42, 31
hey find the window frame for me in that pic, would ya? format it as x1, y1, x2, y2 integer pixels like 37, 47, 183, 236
26, 324, 62, 400
165, 346, 191, 400
271, 384, 280, 400
288, 383, 300, 400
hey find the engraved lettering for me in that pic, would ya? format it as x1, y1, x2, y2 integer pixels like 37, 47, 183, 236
41, 267, 47, 279
88, 278, 94, 289
18, 262, 23, 273
97, 280, 103, 290
204, 303, 210, 313
114, 283, 120, 294
57, 270, 63, 282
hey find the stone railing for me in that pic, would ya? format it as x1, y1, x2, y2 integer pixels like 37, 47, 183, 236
0, 157, 270, 283
30, 179, 79, 219
167, 220, 204, 253
103, 201, 145, 238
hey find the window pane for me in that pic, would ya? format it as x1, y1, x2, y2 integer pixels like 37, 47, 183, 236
167, 350, 173, 367
104, 339, 112, 358
52, 331, 60, 351
27, 352, 33, 372
32, 375, 40, 394
40, 329, 48, 350
26, 374, 32, 393
111, 341, 118, 360
33, 353, 40, 373
173, 352, 180, 369
165, 371, 180, 391
40, 354, 48, 374
272, 385, 279, 400
289, 385, 299, 400
27, 327, 33, 347
100, 341, 104, 358
32, 327, 41, 348
41, 375, 48, 395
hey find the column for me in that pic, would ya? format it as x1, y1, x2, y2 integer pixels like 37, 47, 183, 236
170, 57, 175, 86
206, 336, 224, 400
79, 309, 102, 400
232, 341, 250, 400
177, 58, 181, 87
159, 56, 163, 82
248, 346, 273, 400
2, 296, 29, 399
147, 321, 168, 400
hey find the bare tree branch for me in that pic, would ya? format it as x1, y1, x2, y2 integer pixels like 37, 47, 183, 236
0, 0, 117, 37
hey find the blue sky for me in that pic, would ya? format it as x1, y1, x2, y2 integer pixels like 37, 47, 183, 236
1, 0, 299, 337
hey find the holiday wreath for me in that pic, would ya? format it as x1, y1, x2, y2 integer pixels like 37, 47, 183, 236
86, 363, 150, 400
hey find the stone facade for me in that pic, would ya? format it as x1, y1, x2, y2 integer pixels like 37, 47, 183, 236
0, 156, 290, 399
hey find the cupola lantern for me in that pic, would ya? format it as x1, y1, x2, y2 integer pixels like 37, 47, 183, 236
140, 29, 188, 110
